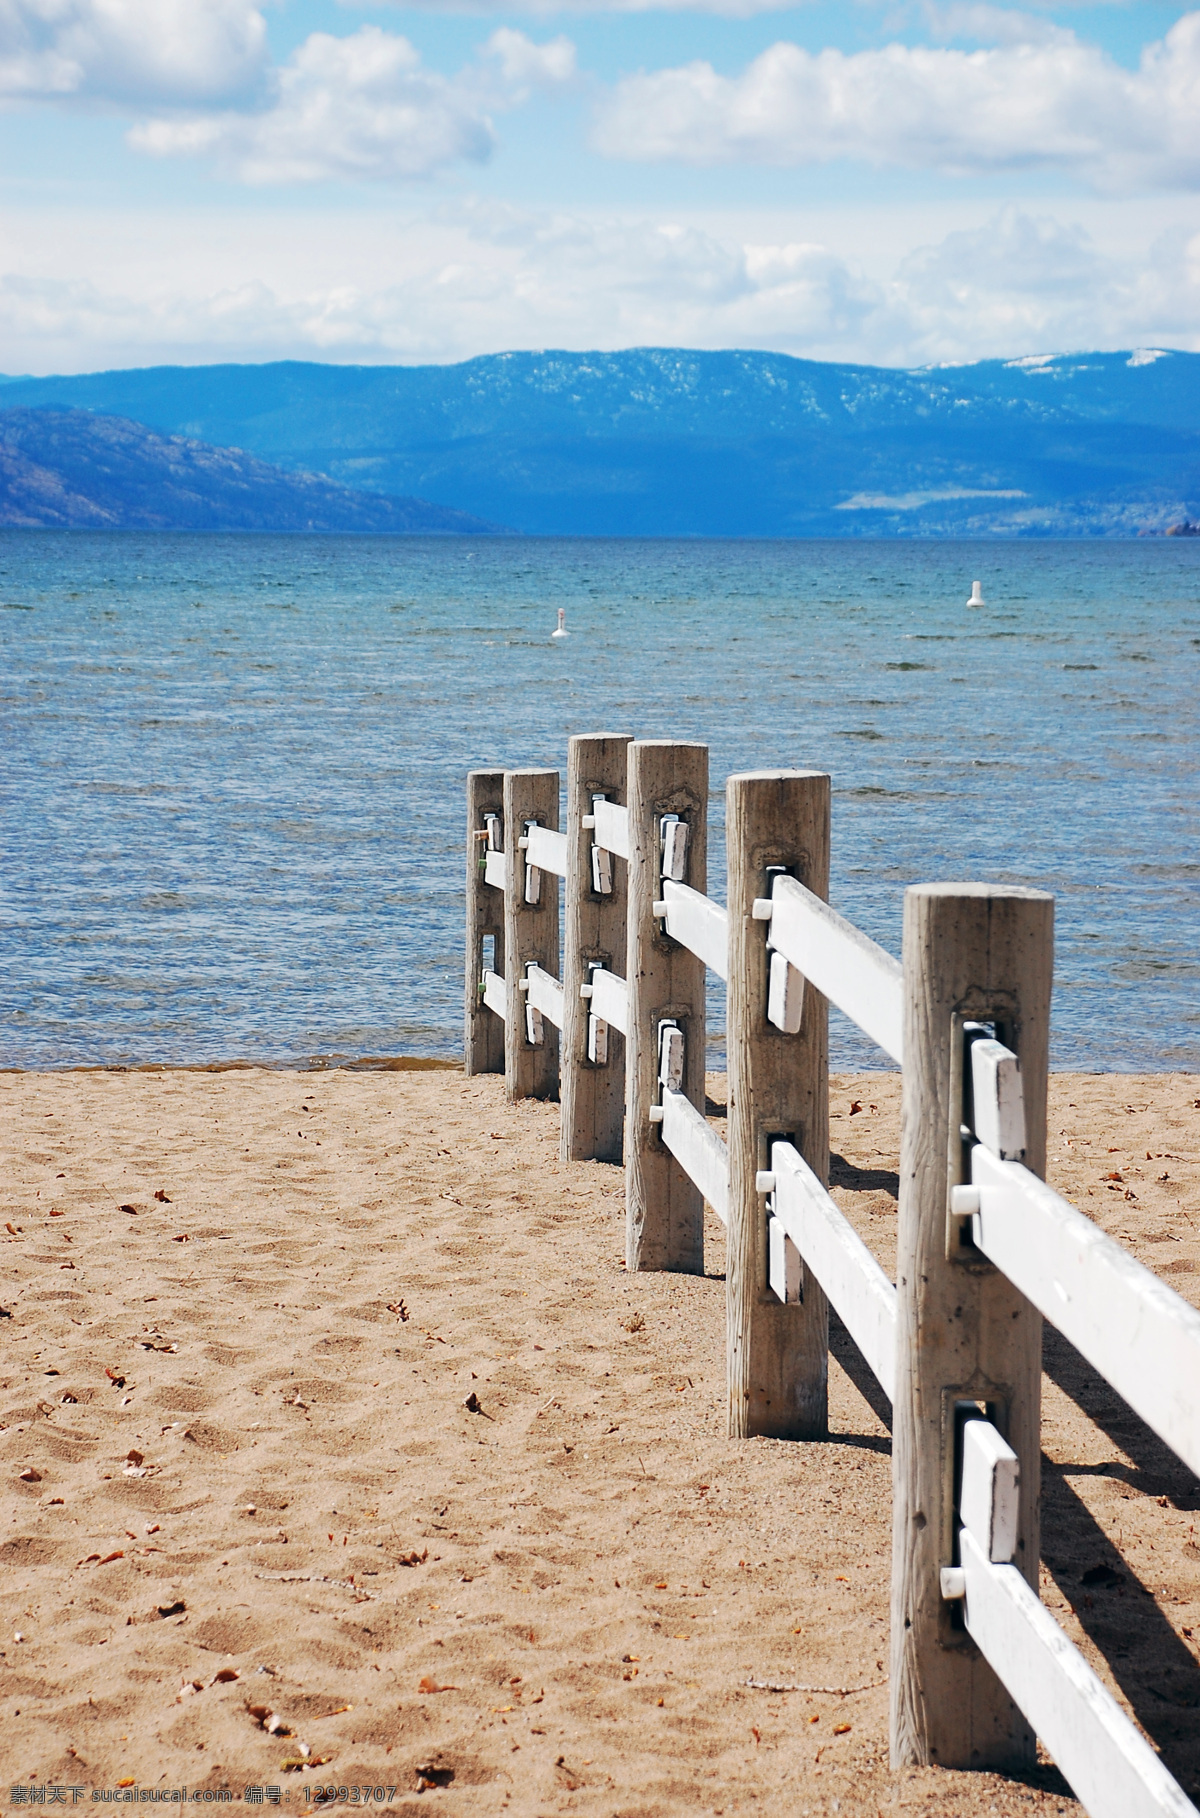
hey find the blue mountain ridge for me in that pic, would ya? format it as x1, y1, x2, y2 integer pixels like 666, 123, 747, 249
2, 346, 1198, 536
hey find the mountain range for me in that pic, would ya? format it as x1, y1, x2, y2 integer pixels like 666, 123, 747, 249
2, 347, 1199, 536
0, 406, 498, 533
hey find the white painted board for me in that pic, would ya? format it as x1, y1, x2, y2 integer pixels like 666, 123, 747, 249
960, 1418, 1020, 1565
588, 1014, 608, 1065
969, 1035, 1027, 1160
588, 967, 628, 1038
591, 798, 629, 861
660, 1088, 729, 1226
766, 876, 903, 1063
482, 969, 506, 1021
770, 1139, 897, 1402
525, 963, 564, 1030
971, 1145, 1200, 1479
768, 1215, 803, 1303
959, 1527, 1198, 1818
767, 949, 805, 1034
660, 879, 729, 980
484, 850, 507, 892
525, 825, 568, 878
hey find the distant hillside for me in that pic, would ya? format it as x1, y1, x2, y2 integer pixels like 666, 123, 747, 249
2, 349, 1200, 535
0, 407, 500, 533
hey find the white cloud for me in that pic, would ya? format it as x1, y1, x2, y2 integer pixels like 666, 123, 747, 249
343, 0, 798, 18
920, 5, 1077, 49
0, 0, 267, 105
128, 25, 573, 184
592, 11, 1200, 193
3, 201, 1200, 373
482, 26, 575, 93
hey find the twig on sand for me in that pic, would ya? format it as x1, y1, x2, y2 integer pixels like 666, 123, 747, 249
744, 1677, 887, 1697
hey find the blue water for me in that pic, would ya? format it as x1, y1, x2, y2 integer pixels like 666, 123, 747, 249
2, 532, 1197, 1072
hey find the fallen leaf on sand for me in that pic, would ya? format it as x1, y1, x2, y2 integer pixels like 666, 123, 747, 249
833, 1723, 851, 1734
154, 1190, 171, 1202
18, 1468, 42, 1483
247, 1705, 292, 1735
386, 1301, 409, 1322
96, 1550, 124, 1566
849, 1101, 863, 1116
398, 1549, 428, 1567
172, 1234, 189, 1243
5, 1222, 22, 1235
463, 1391, 493, 1418
49, 1209, 65, 1218
418, 1676, 458, 1694
157, 1600, 186, 1618
119, 1204, 138, 1215
281, 1757, 329, 1773
212, 1668, 240, 1684
177, 1681, 204, 1701
126, 1448, 145, 1467
117, 1779, 135, 1789
415, 1765, 454, 1792
105, 1368, 126, 1387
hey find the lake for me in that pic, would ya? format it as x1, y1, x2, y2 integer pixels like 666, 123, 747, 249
2, 531, 1197, 1071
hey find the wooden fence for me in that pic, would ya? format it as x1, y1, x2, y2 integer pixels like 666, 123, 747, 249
464, 734, 1200, 1818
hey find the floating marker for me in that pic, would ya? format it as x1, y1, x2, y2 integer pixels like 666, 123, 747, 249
967, 580, 986, 607
552, 607, 568, 639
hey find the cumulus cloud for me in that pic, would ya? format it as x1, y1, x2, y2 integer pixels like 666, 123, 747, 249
592, 11, 1200, 192
128, 25, 574, 184
3, 203, 1200, 373
482, 26, 575, 93
0, 0, 267, 105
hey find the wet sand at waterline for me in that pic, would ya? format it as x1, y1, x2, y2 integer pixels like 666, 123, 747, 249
2, 1068, 1198, 1815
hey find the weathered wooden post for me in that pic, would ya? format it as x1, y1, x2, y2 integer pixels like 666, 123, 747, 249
890, 884, 1052, 1770
465, 768, 506, 1077
561, 733, 633, 1164
625, 740, 708, 1274
503, 768, 560, 1103
726, 770, 831, 1439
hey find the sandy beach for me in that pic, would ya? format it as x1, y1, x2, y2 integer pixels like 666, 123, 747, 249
2, 1066, 1198, 1816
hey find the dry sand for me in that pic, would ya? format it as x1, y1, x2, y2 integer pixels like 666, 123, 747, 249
1, 1066, 1198, 1817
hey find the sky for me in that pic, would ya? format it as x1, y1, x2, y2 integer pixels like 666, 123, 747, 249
3, 0, 1200, 372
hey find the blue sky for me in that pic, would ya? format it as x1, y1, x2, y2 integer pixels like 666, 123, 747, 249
2, 1, 1200, 371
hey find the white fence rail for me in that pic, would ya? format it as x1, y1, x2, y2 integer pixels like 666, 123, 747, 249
766, 1140, 897, 1402
759, 873, 904, 1064
465, 738, 1199, 1818
656, 878, 729, 980
656, 1087, 729, 1227
961, 1147, 1200, 1480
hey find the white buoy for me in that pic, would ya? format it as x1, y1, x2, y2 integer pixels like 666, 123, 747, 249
967, 580, 986, 607
551, 607, 568, 639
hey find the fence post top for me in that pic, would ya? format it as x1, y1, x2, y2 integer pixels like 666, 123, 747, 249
629, 739, 708, 754
725, 768, 831, 787
568, 731, 634, 748
467, 766, 507, 780
504, 767, 560, 781
904, 882, 1054, 906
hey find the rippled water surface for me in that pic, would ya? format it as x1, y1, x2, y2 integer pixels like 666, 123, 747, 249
2, 531, 1197, 1071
